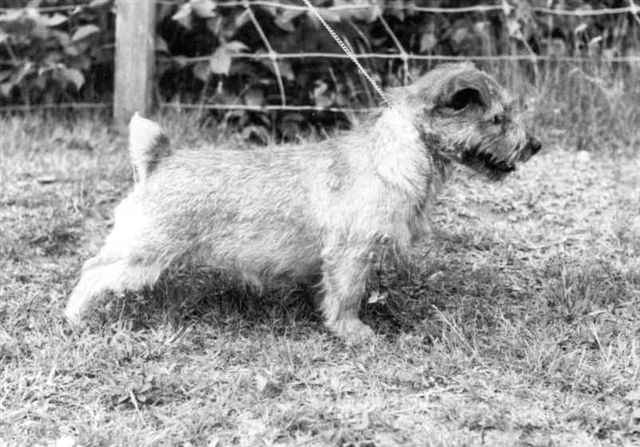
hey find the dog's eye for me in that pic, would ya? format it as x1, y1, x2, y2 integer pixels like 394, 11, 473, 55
492, 114, 505, 125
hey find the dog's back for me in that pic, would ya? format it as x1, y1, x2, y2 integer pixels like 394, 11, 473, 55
128, 113, 171, 183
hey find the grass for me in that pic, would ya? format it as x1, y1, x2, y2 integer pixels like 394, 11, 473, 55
1, 111, 640, 447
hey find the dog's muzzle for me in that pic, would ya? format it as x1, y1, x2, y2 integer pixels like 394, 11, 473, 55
460, 147, 515, 181
519, 134, 542, 161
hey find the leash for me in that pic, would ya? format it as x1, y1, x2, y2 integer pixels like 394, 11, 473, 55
300, 0, 390, 105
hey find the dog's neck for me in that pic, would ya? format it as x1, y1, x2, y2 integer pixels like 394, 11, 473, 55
369, 106, 444, 198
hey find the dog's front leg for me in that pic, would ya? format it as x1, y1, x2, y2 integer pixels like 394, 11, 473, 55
320, 244, 375, 344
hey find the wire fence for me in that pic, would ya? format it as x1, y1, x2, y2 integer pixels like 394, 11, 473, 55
2, 0, 640, 114
157, 0, 640, 114
157, 0, 640, 16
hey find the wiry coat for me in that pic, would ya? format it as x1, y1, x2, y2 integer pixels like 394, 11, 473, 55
65, 63, 540, 343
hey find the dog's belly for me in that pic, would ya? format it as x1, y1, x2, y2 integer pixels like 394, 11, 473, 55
208, 225, 322, 274
180, 227, 323, 290
148, 201, 320, 273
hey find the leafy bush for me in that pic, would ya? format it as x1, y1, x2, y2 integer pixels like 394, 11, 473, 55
0, 0, 639, 147
157, 0, 638, 104
154, 0, 640, 144
0, 0, 113, 105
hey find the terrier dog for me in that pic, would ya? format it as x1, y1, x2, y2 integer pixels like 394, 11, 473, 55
65, 62, 540, 344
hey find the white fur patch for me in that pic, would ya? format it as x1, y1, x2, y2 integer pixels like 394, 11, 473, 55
372, 106, 426, 194
128, 112, 166, 182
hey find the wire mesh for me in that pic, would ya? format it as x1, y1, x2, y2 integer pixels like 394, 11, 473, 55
2, 1, 640, 113
157, 0, 640, 113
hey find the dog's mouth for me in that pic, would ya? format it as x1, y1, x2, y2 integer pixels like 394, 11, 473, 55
461, 148, 515, 180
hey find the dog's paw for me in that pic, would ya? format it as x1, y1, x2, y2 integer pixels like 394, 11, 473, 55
63, 302, 86, 328
327, 318, 376, 345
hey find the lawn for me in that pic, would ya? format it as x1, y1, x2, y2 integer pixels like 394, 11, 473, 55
0, 113, 639, 446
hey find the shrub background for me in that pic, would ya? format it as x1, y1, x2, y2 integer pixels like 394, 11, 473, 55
0, 0, 639, 145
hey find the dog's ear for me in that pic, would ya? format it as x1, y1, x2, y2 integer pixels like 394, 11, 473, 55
446, 87, 484, 110
439, 71, 491, 111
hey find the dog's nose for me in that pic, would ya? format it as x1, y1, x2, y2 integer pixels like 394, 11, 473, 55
527, 135, 542, 154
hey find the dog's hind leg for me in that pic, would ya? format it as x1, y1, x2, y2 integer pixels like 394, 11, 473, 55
64, 197, 172, 325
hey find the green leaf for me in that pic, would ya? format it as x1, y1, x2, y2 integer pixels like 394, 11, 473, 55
313, 80, 333, 108
61, 67, 85, 90
156, 36, 169, 53
205, 41, 246, 77
172, 4, 192, 29
0, 82, 14, 97
52, 30, 70, 47
190, 0, 216, 18
274, 9, 304, 32
158, 4, 175, 21
207, 16, 223, 34
276, 60, 293, 81
12, 62, 33, 86
259, 6, 277, 17
260, 59, 294, 81
0, 9, 25, 24
173, 55, 188, 68
343, 2, 381, 23
574, 23, 587, 34
71, 24, 100, 42
43, 50, 63, 64
64, 44, 80, 57
193, 60, 211, 81
452, 27, 468, 44
42, 13, 67, 27
74, 55, 92, 71
34, 74, 47, 91
209, 46, 231, 75
234, 9, 251, 28
316, 8, 341, 23
244, 88, 264, 106
89, 0, 112, 7
506, 18, 521, 39
419, 33, 437, 52
224, 41, 248, 53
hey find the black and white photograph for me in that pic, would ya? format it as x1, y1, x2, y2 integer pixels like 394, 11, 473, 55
1, 0, 639, 445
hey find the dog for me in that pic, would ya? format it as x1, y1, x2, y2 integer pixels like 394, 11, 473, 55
65, 62, 541, 344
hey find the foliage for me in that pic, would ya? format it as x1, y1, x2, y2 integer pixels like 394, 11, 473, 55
0, 0, 113, 105
158, 0, 638, 100
156, 0, 640, 139
0, 0, 638, 142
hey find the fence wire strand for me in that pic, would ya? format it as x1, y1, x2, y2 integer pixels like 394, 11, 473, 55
161, 102, 378, 113
169, 53, 640, 63
157, 0, 640, 16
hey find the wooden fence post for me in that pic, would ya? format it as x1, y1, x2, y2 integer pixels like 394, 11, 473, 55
114, 0, 156, 125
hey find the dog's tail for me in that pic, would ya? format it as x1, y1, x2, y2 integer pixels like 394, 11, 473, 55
128, 112, 171, 183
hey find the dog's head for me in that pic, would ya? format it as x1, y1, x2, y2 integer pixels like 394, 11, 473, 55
391, 62, 541, 180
